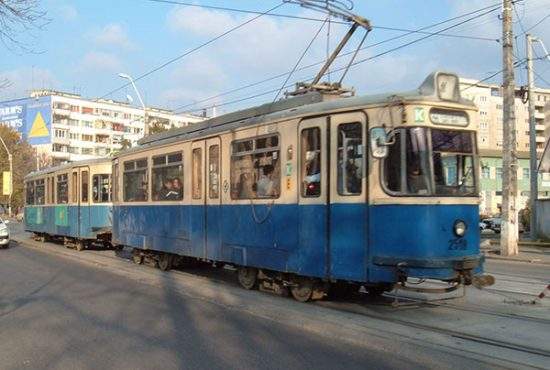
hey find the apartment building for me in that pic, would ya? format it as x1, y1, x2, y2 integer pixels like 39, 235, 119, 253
0, 90, 204, 167
460, 78, 550, 215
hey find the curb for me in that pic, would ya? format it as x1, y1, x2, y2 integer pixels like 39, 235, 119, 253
483, 252, 550, 265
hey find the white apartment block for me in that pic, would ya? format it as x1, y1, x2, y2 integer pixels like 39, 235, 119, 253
0, 90, 204, 168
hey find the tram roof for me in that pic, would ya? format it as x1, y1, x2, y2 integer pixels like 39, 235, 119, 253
117, 71, 476, 157
25, 157, 111, 180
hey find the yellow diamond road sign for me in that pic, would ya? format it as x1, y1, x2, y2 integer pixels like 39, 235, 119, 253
28, 112, 50, 138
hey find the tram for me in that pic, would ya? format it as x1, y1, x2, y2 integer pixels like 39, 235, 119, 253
112, 71, 490, 301
24, 158, 113, 250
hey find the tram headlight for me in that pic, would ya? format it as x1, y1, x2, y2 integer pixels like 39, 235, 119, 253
454, 220, 467, 237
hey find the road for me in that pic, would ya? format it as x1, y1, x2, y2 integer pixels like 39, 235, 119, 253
0, 240, 496, 370
1, 222, 548, 369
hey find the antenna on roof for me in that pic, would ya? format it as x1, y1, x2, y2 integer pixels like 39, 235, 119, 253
284, 0, 371, 96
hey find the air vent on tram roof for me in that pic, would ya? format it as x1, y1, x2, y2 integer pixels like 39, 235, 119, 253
138, 91, 324, 146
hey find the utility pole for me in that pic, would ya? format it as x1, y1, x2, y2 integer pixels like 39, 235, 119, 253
501, 0, 519, 256
526, 34, 538, 240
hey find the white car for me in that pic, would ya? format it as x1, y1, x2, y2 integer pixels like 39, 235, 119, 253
0, 217, 10, 248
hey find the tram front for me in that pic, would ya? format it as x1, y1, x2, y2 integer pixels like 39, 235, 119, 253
369, 72, 493, 289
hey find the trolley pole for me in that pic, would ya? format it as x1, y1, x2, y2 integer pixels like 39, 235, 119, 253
500, 0, 519, 256
526, 34, 538, 240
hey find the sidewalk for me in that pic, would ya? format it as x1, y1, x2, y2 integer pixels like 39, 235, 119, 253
481, 239, 550, 264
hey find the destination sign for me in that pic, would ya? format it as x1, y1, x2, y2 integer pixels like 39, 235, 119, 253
430, 108, 469, 127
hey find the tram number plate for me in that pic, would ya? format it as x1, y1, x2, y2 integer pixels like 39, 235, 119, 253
448, 238, 467, 250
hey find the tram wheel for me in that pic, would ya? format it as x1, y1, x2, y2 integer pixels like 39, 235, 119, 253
132, 250, 143, 265
237, 267, 258, 290
75, 241, 86, 251
290, 279, 314, 303
158, 254, 173, 271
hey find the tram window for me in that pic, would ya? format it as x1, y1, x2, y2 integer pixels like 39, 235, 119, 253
230, 135, 280, 199
192, 148, 202, 199
93, 174, 111, 203
209, 145, 220, 199
35, 179, 45, 205
57, 174, 69, 204
301, 128, 321, 197
123, 158, 148, 202
26, 181, 35, 205
112, 163, 118, 202
50, 176, 55, 204
384, 130, 402, 192
82, 171, 89, 203
337, 123, 363, 196
72, 172, 78, 203
152, 152, 183, 201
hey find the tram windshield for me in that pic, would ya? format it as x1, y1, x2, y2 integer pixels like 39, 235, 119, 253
384, 128, 477, 196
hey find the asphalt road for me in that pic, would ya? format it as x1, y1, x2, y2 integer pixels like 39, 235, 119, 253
0, 241, 497, 370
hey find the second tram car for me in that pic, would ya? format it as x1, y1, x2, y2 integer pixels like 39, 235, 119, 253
112, 71, 490, 301
24, 158, 113, 250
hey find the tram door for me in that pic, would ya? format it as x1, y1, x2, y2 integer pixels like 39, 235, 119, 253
298, 117, 329, 278
77, 167, 90, 238
328, 113, 368, 281
205, 137, 221, 260
191, 141, 206, 258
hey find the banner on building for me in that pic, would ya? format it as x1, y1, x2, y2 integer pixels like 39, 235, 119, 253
0, 96, 52, 145
2, 171, 11, 196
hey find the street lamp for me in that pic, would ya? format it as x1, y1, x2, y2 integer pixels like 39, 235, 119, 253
118, 73, 149, 137
0, 135, 13, 217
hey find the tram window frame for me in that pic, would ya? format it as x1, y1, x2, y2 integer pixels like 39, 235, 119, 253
26, 181, 35, 205
35, 179, 45, 205
123, 158, 149, 202
381, 127, 478, 197
337, 122, 363, 196
192, 148, 202, 200
57, 173, 69, 204
209, 145, 220, 199
301, 128, 321, 198
152, 152, 184, 202
82, 171, 89, 203
112, 163, 118, 202
93, 174, 111, 203
71, 172, 78, 203
50, 176, 55, 204
230, 134, 281, 200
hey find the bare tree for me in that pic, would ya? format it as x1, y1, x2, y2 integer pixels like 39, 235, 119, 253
0, 0, 48, 52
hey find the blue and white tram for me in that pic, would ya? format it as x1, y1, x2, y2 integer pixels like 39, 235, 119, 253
24, 158, 113, 250
112, 71, 490, 301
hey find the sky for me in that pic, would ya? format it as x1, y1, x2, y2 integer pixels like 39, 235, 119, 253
1, 0, 550, 116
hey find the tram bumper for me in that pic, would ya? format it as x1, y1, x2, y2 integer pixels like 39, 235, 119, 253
372, 254, 491, 286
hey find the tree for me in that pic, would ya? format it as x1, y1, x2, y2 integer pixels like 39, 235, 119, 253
0, 0, 48, 52
0, 125, 37, 212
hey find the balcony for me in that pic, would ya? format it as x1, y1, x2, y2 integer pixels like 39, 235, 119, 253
536, 136, 546, 143
535, 124, 546, 131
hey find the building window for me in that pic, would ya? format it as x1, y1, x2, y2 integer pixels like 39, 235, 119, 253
496, 167, 503, 180
209, 145, 220, 199
82, 134, 93, 142
57, 174, 68, 204
523, 168, 530, 180
230, 135, 281, 199
123, 158, 148, 202
482, 167, 490, 179
337, 123, 363, 196
152, 152, 183, 201
69, 133, 79, 140
479, 122, 488, 130
301, 128, 321, 197
93, 174, 111, 203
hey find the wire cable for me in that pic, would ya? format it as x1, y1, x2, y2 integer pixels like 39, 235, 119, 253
173, 1, 504, 113
100, 2, 285, 99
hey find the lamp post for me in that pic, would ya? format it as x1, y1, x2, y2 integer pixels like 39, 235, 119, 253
118, 73, 149, 137
0, 135, 13, 217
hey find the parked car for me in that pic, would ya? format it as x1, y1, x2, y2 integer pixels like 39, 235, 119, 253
0, 217, 10, 248
481, 217, 524, 234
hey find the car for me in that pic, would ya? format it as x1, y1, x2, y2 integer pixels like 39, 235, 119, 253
0, 217, 10, 248
479, 221, 488, 231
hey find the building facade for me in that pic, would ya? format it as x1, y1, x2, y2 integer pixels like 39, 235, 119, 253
0, 90, 203, 168
460, 78, 550, 215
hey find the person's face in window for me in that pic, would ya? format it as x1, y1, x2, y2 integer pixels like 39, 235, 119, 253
164, 180, 173, 190
172, 178, 182, 189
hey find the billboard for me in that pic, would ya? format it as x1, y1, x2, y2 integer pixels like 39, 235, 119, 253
0, 96, 52, 145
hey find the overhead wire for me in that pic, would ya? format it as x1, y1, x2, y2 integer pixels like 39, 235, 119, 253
100, 2, 286, 99
182, 3, 506, 114
173, 1, 504, 113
